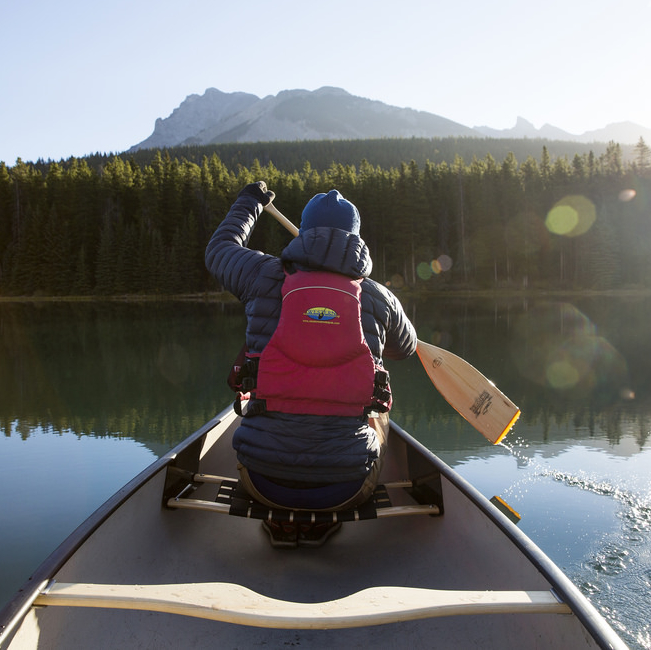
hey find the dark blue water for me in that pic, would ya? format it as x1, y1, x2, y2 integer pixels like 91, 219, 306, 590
1, 298, 649, 648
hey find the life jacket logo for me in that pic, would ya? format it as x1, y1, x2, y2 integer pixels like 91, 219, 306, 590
305, 307, 338, 321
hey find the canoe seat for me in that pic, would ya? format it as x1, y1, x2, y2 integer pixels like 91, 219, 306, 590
166, 473, 441, 522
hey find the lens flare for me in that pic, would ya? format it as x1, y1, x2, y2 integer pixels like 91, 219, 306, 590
416, 255, 454, 280
619, 189, 637, 202
417, 262, 433, 280
510, 303, 630, 402
546, 359, 581, 389
388, 274, 405, 289
545, 195, 596, 237
438, 254, 453, 271
430, 255, 453, 275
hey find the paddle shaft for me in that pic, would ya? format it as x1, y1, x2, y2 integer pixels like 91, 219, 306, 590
265, 203, 298, 236
262, 202, 519, 444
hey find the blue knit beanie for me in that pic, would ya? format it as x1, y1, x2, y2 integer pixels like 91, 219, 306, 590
299, 190, 360, 235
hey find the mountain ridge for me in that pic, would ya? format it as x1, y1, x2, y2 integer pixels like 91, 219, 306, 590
473, 115, 651, 144
130, 87, 651, 151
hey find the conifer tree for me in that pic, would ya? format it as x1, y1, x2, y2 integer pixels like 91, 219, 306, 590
95, 216, 117, 294
634, 137, 650, 172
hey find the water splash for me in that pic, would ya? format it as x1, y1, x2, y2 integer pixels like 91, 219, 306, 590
542, 468, 651, 515
498, 437, 534, 468
541, 468, 651, 534
497, 437, 651, 649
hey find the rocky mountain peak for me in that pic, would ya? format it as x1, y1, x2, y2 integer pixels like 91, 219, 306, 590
130, 87, 651, 151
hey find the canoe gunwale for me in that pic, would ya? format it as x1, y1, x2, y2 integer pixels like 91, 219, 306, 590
0, 408, 628, 650
0, 408, 231, 647
388, 420, 628, 650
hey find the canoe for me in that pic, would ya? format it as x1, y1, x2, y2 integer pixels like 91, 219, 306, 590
0, 405, 627, 649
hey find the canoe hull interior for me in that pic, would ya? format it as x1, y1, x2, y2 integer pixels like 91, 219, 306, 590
0, 408, 623, 649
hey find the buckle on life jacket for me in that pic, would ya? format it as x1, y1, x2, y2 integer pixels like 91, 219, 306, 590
233, 392, 267, 417
375, 368, 389, 388
370, 368, 392, 413
227, 344, 248, 392
228, 348, 260, 393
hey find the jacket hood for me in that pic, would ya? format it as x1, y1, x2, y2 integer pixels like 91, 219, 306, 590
281, 226, 372, 278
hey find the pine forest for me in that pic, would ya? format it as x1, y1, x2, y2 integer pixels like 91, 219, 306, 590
2, 137, 651, 298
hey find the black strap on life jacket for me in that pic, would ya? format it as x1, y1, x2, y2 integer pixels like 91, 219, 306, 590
227, 349, 391, 418
227, 345, 260, 394
233, 392, 267, 417
371, 368, 391, 411
228, 351, 266, 416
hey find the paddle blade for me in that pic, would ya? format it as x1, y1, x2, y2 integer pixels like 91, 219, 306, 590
416, 340, 520, 444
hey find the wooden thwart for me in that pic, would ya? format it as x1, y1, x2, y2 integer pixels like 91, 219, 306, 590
166, 475, 441, 521
35, 581, 571, 628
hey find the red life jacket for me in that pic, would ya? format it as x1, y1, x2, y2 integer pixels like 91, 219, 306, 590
245, 270, 389, 417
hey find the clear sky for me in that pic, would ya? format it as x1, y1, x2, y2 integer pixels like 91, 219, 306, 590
2, 0, 649, 164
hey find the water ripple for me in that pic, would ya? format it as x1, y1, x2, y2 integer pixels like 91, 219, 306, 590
499, 442, 651, 649
540, 468, 651, 524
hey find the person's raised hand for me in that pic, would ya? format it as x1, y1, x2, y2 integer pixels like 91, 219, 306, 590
239, 181, 275, 206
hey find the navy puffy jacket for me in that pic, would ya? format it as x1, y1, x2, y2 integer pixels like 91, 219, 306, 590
205, 188, 417, 482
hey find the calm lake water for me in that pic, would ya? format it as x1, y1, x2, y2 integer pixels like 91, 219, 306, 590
1, 296, 650, 649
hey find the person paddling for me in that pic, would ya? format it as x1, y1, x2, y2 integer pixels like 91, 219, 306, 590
205, 182, 417, 548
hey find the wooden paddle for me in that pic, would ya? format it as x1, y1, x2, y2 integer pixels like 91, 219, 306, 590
263, 203, 520, 444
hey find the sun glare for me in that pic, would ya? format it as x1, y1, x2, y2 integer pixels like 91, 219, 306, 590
618, 189, 637, 202
545, 195, 596, 237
